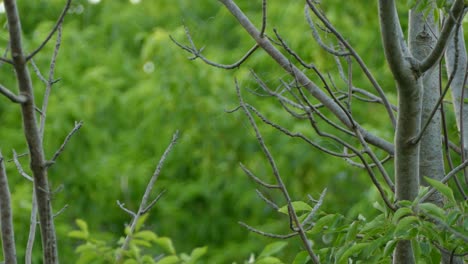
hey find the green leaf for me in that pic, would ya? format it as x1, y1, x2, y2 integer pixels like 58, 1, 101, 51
255, 256, 283, 264
134, 230, 158, 241
418, 203, 446, 220
141, 255, 157, 264
259, 241, 288, 258
180, 253, 190, 262
392, 207, 413, 224
135, 214, 150, 232
155, 237, 176, 255
68, 230, 88, 240
292, 251, 310, 264
383, 240, 397, 257
338, 242, 370, 263
424, 177, 455, 203
308, 214, 337, 235
345, 221, 359, 243
125, 226, 132, 236
156, 255, 180, 264
75, 243, 96, 254
190, 246, 208, 261
124, 259, 139, 264
76, 219, 88, 233
394, 216, 420, 238
278, 201, 312, 215
132, 238, 152, 248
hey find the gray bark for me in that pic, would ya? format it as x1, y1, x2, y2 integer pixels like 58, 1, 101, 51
409, 5, 445, 206
379, 1, 423, 263
0, 152, 17, 264
3, 0, 59, 263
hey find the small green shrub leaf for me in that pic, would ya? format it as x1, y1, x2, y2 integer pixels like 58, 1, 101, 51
155, 237, 176, 254
134, 230, 158, 241
418, 203, 446, 220
292, 251, 310, 264
394, 216, 419, 238
259, 241, 288, 258
156, 255, 180, 264
278, 201, 312, 215
392, 207, 413, 224
338, 242, 370, 263
68, 230, 88, 240
424, 177, 455, 203
75, 219, 88, 232
190, 246, 208, 261
255, 256, 283, 264
308, 214, 337, 235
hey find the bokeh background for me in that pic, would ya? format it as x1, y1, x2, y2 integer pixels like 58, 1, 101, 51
1, 0, 454, 263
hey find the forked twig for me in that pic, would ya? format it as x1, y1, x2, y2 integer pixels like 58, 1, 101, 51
115, 131, 179, 262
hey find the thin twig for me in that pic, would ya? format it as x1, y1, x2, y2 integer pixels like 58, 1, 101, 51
260, 0, 267, 37
25, 0, 71, 61
116, 131, 179, 263
116, 201, 136, 217
25, 188, 37, 264
305, 1, 397, 127
303, 188, 327, 227
255, 189, 279, 210
12, 150, 33, 181
47, 121, 83, 167
238, 221, 297, 239
40, 25, 63, 139
170, 26, 259, 69
420, 159, 468, 203
240, 163, 281, 189
235, 79, 321, 263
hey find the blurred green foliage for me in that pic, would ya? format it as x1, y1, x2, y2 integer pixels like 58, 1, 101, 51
0, 0, 465, 263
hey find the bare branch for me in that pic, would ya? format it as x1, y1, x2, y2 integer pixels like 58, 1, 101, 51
12, 150, 33, 181
4, 0, 59, 260
302, 188, 327, 227
0, 152, 17, 264
306, 1, 396, 127
47, 121, 83, 168
260, 0, 267, 37
273, 29, 315, 69
40, 24, 63, 139
418, 0, 466, 72
170, 26, 259, 70
240, 163, 281, 189
52, 204, 68, 218
238, 221, 297, 239
117, 201, 136, 218
221, 0, 395, 154
25, 0, 71, 61
0, 83, 26, 103
30, 59, 48, 85
142, 190, 166, 214
246, 103, 354, 158
304, 8, 350, 56
116, 131, 179, 262
0, 57, 13, 65
25, 189, 37, 264
234, 79, 321, 263
255, 189, 279, 210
